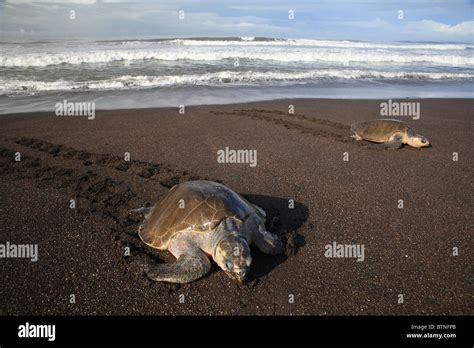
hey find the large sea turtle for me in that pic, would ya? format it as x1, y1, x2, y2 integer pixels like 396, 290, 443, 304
350, 119, 430, 149
133, 180, 284, 284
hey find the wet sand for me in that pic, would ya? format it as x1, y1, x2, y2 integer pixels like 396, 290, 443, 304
0, 98, 472, 315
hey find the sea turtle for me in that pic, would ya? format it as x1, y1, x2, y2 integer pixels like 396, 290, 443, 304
350, 119, 430, 149
132, 180, 284, 284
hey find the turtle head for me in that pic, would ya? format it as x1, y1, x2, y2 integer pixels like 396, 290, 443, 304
406, 133, 430, 148
214, 235, 252, 283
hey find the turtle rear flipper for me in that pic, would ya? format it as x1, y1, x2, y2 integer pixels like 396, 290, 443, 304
129, 206, 155, 233
146, 251, 211, 283
129, 206, 154, 217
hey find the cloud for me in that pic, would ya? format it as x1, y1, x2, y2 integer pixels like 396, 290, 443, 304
415, 20, 473, 36
0, 0, 473, 42
396, 20, 474, 42
0, 1, 295, 40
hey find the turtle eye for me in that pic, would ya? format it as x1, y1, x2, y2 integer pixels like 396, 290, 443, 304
421, 139, 426, 143
225, 261, 233, 270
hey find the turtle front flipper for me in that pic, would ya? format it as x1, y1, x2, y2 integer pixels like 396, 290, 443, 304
363, 134, 404, 150
253, 225, 284, 255
146, 250, 211, 283
382, 134, 403, 150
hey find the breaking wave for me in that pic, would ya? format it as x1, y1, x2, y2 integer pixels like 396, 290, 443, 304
1, 38, 473, 67
2, 70, 473, 95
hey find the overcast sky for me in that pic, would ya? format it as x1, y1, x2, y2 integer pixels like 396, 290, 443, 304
0, 0, 473, 42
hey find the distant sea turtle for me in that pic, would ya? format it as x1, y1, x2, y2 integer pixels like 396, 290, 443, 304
350, 119, 430, 149
133, 181, 284, 284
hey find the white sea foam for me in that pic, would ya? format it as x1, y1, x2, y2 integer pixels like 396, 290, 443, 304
1, 37, 472, 67
1, 46, 472, 67
167, 38, 473, 50
1, 38, 472, 98
2, 70, 472, 95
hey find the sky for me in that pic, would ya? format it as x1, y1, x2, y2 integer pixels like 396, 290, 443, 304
0, 0, 473, 43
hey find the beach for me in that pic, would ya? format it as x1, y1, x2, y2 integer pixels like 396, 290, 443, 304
0, 98, 471, 315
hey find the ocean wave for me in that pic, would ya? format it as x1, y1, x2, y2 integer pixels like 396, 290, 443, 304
117, 37, 473, 50
1, 47, 472, 67
2, 70, 472, 94
165, 38, 473, 50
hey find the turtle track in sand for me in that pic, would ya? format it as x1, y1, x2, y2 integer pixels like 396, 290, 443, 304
210, 108, 357, 143
10, 137, 203, 188
0, 137, 303, 289
0, 137, 214, 290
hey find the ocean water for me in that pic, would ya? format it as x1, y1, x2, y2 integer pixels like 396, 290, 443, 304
0, 37, 473, 114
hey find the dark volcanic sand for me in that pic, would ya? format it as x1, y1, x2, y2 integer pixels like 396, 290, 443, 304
0, 98, 472, 315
